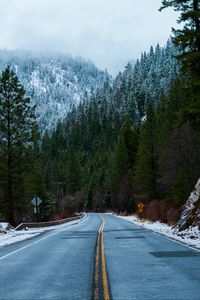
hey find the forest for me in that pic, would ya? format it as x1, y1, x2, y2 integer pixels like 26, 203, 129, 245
0, 0, 199, 225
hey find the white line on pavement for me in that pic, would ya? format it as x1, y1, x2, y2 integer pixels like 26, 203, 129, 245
0, 215, 88, 262
114, 214, 200, 253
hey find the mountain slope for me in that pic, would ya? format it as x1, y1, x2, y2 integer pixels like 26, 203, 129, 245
111, 40, 179, 121
0, 50, 110, 131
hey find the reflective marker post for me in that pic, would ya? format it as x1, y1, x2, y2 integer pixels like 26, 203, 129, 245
36, 196, 39, 223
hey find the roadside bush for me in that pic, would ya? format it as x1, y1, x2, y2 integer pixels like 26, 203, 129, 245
144, 200, 181, 225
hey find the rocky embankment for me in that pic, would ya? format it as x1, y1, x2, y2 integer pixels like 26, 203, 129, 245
175, 178, 200, 232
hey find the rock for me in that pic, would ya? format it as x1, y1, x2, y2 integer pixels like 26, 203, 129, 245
0, 222, 14, 231
175, 178, 200, 232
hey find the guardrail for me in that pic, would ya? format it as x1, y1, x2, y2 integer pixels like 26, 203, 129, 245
15, 214, 84, 231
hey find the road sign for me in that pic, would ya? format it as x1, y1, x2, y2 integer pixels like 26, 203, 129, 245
137, 202, 144, 213
34, 207, 40, 214
31, 196, 42, 223
137, 202, 144, 220
31, 196, 42, 206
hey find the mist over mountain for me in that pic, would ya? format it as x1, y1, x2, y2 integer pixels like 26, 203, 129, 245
0, 40, 178, 134
0, 50, 110, 132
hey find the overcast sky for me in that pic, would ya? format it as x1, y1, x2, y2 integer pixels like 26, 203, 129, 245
0, 0, 178, 75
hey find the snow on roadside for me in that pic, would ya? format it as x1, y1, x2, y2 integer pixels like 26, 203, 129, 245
116, 214, 200, 250
0, 222, 13, 230
0, 230, 40, 247
0, 215, 85, 248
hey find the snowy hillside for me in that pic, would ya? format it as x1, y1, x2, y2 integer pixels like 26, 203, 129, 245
112, 40, 179, 120
0, 50, 110, 131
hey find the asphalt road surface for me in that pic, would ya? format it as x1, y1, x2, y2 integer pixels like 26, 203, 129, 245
0, 214, 100, 300
0, 213, 200, 300
103, 214, 200, 300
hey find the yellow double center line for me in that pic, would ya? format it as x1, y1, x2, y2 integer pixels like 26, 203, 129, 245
94, 216, 110, 300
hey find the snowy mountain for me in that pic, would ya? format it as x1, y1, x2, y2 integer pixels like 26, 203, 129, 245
111, 40, 179, 120
0, 50, 110, 131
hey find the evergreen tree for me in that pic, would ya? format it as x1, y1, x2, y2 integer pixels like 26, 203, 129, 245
160, 0, 200, 77
134, 102, 158, 201
160, 0, 200, 130
120, 118, 138, 168
66, 151, 83, 193
110, 134, 129, 191
0, 67, 38, 224
38, 42, 186, 218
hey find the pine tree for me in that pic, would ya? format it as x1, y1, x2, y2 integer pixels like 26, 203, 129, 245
65, 151, 83, 193
134, 102, 158, 201
160, 1, 200, 131
0, 67, 38, 224
160, 0, 200, 77
120, 118, 138, 168
110, 134, 129, 191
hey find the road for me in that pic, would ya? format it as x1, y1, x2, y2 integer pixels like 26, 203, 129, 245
0, 214, 100, 300
0, 213, 200, 300
103, 214, 200, 300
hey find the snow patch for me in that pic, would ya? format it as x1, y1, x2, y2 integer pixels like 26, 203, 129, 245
0, 216, 85, 248
0, 230, 40, 247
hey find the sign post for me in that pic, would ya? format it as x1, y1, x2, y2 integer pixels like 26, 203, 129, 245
137, 202, 144, 220
31, 196, 42, 222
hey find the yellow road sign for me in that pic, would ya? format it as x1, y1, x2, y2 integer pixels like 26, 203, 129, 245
137, 202, 144, 213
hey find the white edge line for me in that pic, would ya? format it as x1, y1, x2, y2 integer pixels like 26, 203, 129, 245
152, 231, 200, 253
0, 214, 88, 262
114, 214, 200, 253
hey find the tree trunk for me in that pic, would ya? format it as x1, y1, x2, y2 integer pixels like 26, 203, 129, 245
193, 0, 200, 51
6, 99, 15, 225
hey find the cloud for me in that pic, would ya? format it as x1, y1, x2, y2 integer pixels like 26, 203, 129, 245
0, 0, 178, 74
